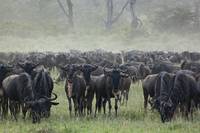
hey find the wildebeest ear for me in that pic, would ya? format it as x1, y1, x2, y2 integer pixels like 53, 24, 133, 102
50, 102, 59, 105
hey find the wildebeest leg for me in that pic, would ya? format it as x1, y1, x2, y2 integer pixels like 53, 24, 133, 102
73, 98, 78, 116
103, 99, 107, 115
22, 103, 27, 119
94, 96, 99, 117
95, 95, 101, 117
16, 103, 20, 115
115, 99, 118, 116
120, 91, 124, 105
9, 101, 17, 121
108, 98, 112, 116
186, 100, 192, 120
68, 98, 72, 116
143, 88, 148, 113
13, 102, 18, 121
88, 91, 94, 115
78, 97, 84, 116
180, 104, 185, 117
2, 97, 8, 118
87, 98, 92, 115
125, 90, 129, 106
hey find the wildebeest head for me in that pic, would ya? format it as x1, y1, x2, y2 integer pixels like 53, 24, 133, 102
104, 67, 128, 99
18, 61, 39, 75
60, 64, 81, 98
26, 93, 59, 123
80, 64, 98, 85
159, 99, 175, 123
0, 64, 13, 80
60, 64, 81, 83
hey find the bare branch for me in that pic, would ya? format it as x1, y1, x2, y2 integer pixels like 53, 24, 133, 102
57, 0, 69, 17
111, 0, 129, 24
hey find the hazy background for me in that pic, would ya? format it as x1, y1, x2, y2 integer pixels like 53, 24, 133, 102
0, 0, 200, 52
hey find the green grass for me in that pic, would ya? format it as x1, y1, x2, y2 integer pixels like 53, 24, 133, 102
0, 82, 200, 133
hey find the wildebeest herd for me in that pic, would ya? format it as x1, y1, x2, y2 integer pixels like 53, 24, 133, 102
0, 50, 200, 123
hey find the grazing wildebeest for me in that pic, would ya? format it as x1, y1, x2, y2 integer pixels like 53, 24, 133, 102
79, 64, 98, 115
32, 67, 59, 118
153, 72, 175, 122
94, 67, 128, 116
154, 71, 200, 123
142, 74, 158, 111
61, 64, 86, 116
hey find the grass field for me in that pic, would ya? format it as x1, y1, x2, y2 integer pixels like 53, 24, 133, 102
0, 81, 200, 133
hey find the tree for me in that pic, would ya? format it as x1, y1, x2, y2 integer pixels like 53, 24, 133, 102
105, 0, 129, 30
57, 0, 74, 27
105, 0, 141, 30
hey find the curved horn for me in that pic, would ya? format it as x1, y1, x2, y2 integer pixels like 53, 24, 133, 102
41, 93, 58, 101
50, 93, 58, 101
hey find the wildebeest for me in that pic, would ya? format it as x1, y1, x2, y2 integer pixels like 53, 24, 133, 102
119, 76, 132, 106
142, 74, 158, 111
61, 64, 86, 116
79, 64, 98, 115
181, 60, 200, 73
153, 71, 200, 122
32, 67, 59, 118
2, 73, 34, 120
151, 61, 179, 74
0, 64, 13, 117
94, 67, 128, 116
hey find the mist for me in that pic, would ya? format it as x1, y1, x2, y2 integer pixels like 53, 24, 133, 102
0, 0, 200, 52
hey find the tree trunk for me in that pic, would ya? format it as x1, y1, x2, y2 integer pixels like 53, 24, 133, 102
129, 0, 138, 29
66, 0, 74, 27
105, 0, 129, 30
105, 0, 113, 30
57, 0, 74, 27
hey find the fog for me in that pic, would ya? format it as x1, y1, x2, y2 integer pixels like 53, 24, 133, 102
0, 0, 200, 52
